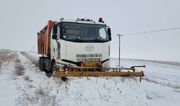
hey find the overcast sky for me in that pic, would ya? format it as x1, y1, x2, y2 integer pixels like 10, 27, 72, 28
0, 0, 180, 62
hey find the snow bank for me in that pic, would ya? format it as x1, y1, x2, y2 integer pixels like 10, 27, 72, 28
38, 77, 147, 106
0, 51, 148, 106
0, 50, 21, 106
0, 60, 19, 106
15, 52, 147, 106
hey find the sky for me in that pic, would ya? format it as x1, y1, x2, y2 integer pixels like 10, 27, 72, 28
0, 0, 180, 62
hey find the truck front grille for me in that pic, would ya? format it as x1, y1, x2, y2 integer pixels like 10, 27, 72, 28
77, 54, 102, 62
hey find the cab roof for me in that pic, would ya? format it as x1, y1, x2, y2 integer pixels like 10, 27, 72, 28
59, 18, 106, 25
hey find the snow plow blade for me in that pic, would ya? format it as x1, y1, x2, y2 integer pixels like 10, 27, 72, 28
53, 65, 145, 81
53, 71, 144, 77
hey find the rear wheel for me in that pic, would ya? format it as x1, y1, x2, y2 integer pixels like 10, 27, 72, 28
39, 57, 46, 71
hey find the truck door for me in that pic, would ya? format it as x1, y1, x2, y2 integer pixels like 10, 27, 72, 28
51, 25, 60, 60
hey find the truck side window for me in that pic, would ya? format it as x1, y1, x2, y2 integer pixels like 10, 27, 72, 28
99, 28, 107, 40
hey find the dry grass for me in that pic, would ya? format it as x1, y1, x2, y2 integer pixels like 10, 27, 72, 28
14, 62, 25, 76
15, 58, 21, 63
35, 87, 56, 106
0, 61, 2, 70
0, 50, 17, 61
24, 75, 30, 81
35, 87, 46, 96
16, 86, 56, 106
0, 50, 25, 75
0, 50, 17, 70
8, 53, 17, 60
0, 52, 9, 64
0, 50, 17, 63
23, 75, 33, 82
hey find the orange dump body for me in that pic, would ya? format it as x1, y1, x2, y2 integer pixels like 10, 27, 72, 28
37, 20, 57, 56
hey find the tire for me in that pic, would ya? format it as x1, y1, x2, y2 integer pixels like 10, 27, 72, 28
44, 58, 52, 73
39, 57, 45, 71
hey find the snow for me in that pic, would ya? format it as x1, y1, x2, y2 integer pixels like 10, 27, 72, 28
0, 51, 18, 106
111, 58, 180, 106
142, 80, 180, 106
0, 64, 18, 106
0, 50, 180, 106
39, 77, 147, 106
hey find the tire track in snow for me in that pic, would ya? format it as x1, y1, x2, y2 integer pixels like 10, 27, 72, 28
15, 52, 53, 106
20, 52, 39, 67
20, 52, 53, 77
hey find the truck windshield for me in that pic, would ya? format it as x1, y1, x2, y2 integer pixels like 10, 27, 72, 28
60, 22, 110, 42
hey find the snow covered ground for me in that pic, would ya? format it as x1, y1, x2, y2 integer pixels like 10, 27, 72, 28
111, 58, 180, 106
0, 49, 180, 106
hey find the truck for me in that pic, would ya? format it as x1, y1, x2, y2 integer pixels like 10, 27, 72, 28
37, 18, 144, 81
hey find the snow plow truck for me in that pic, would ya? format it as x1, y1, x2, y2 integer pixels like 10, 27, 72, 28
37, 18, 145, 81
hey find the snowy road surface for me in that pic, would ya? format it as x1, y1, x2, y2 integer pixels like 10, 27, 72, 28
0, 49, 180, 106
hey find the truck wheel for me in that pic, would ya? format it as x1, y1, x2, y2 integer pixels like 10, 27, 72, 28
44, 59, 52, 73
39, 57, 45, 71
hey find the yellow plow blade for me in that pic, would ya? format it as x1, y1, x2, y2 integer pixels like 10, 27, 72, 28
53, 71, 144, 77
52, 65, 145, 81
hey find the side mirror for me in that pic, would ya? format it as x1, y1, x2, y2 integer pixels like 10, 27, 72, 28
107, 27, 112, 40
52, 25, 57, 40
